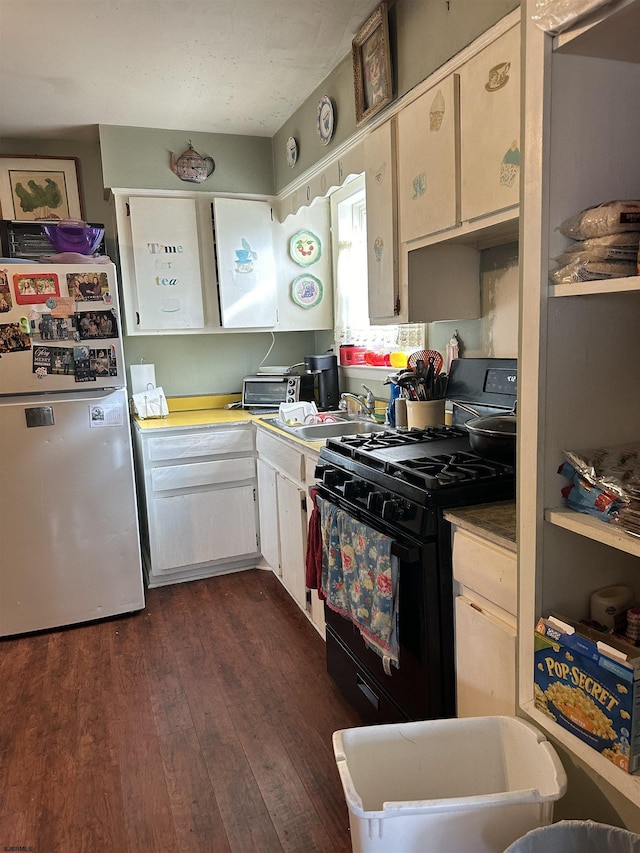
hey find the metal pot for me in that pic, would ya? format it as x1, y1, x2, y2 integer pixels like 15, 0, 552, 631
455, 401, 517, 466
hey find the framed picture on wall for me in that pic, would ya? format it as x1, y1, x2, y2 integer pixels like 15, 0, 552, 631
0, 155, 83, 221
352, 1, 393, 126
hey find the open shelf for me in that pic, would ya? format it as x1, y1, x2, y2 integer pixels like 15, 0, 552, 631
550, 275, 640, 298
546, 506, 640, 558
522, 700, 640, 802
553, 0, 640, 62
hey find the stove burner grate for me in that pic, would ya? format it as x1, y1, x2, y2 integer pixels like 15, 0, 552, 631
389, 451, 513, 489
339, 425, 468, 451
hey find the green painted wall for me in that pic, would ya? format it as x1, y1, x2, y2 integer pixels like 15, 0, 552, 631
272, 0, 519, 191
99, 125, 274, 196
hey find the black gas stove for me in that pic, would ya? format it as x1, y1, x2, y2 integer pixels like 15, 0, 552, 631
316, 425, 515, 537
314, 358, 517, 725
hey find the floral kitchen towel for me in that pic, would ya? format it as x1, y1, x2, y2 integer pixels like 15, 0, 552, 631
319, 497, 399, 667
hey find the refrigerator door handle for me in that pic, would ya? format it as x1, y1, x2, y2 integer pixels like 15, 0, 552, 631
0, 388, 126, 407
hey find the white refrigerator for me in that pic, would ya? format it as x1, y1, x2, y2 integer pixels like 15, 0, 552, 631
0, 262, 144, 636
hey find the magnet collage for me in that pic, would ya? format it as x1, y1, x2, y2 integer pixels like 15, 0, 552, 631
0, 268, 119, 382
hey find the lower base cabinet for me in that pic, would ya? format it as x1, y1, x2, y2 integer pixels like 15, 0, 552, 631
133, 422, 260, 587
450, 524, 517, 718
256, 428, 324, 636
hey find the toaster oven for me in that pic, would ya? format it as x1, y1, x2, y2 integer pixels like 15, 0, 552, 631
241, 373, 315, 409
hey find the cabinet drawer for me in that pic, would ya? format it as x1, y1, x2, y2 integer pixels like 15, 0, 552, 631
452, 528, 516, 616
147, 428, 253, 462
256, 429, 305, 484
151, 457, 255, 492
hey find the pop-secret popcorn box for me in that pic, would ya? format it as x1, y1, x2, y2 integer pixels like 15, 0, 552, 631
534, 616, 640, 774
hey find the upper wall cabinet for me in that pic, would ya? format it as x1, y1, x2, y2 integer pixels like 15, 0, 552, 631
276, 198, 334, 331
113, 191, 222, 336
458, 24, 520, 224
212, 197, 277, 329
397, 74, 460, 243
114, 190, 335, 334
365, 119, 399, 323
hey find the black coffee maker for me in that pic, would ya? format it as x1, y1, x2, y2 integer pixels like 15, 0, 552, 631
304, 354, 339, 411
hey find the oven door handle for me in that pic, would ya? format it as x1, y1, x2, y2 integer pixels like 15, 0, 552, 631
391, 542, 420, 563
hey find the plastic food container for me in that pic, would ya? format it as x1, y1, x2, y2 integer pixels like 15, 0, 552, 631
340, 346, 367, 366
42, 219, 104, 255
333, 716, 567, 853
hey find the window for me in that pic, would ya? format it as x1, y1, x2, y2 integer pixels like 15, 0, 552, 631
330, 175, 424, 359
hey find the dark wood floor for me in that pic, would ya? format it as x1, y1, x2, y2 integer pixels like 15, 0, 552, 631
0, 569, 365, 852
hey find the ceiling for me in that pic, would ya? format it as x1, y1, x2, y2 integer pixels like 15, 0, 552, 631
0, 0, 381, 142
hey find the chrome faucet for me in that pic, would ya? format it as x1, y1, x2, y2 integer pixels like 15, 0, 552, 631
339, 384, 376, 418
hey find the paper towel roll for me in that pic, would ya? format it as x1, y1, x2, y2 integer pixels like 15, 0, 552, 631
130, 363, 156, 395
590, 585, 634, 630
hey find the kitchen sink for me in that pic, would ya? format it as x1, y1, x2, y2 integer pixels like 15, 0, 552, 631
262, 414, 387, 440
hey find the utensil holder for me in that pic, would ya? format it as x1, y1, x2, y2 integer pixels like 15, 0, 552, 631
406, 399, 445, 429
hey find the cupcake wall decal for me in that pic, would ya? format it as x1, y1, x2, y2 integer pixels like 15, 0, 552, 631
500, 141, 520, 187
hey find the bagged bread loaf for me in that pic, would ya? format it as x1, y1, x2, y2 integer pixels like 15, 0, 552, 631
558, 200, 640, 240
549, 257, 637, 284
531, 0, 615, 34
555, 232, 640, 266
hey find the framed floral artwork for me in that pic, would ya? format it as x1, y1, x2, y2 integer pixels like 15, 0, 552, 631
352, 1, 393, 126
0, 155, 83, 221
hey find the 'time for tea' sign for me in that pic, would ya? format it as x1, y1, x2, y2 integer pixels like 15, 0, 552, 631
129, 196, 204, 329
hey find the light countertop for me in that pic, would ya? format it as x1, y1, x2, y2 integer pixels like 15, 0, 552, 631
444, 501, 517, 552
132, 395, 325, 451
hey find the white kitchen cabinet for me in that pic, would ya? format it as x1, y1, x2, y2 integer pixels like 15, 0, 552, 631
397, 74, 459, 244
212, 196, 277, 328
133, 422, 259, 587
459, 23, 520, 223
115, 189, 331, 334
256, 455, 307, 609
276, 474, 308, 610
450, 525, 517, 718
365, 119, 399, 323
113, 190, 222, 335
256, 427, 324, 636
519, 0, 640, 806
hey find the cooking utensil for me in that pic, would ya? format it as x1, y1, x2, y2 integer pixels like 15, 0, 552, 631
397, 372, 420, 400
408, 349, 443, 375
423, 356, 436, 400
455, 400, 517, 465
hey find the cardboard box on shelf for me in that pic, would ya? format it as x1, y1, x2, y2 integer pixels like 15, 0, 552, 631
534, 615, 640, 774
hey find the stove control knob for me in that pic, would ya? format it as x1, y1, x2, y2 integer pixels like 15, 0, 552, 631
366, 491, 384, 513
382, 498, 405, 522
323, 468, 347, 487
344, 479, 368, 500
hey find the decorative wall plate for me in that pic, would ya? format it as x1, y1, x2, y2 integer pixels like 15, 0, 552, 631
291, 274, 323, 308
317, 96, 335, 145
286, 136, 298, 168
289, 229, 322, 266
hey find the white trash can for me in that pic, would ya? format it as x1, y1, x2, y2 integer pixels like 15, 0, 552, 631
503, 820, 640, 852
333, 716, 567, 853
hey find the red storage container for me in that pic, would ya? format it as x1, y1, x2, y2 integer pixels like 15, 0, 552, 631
340, 346, 367, 366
